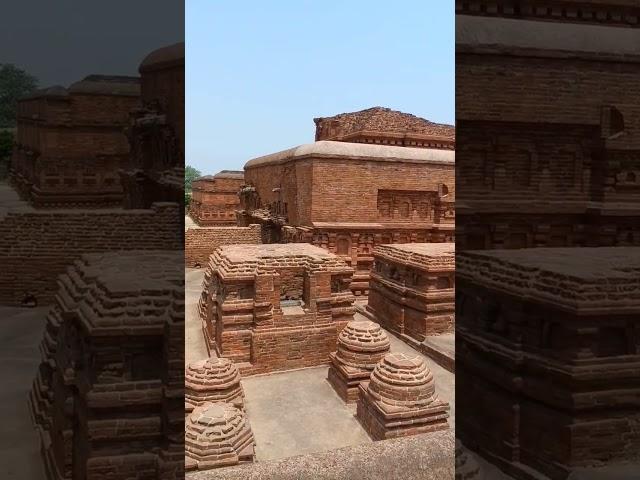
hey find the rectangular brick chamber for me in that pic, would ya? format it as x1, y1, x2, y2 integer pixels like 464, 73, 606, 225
198, 243, 357, 376
456, 247, 640, 480
366, 243, 455, 342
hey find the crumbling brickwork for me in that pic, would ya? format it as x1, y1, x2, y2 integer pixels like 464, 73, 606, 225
198, 243, 356, 376
456, 247, 640, 479
314, 107, 455, 150
121, 43, 184, 209
367, 243, 455, 341
29, 252, 184, 480
189, 171, 244, 226
238, 140, 455, 295
356, 352, 450, 440
10, 76, 140, 207
184, 224, 261, 268
185, 403, 255, 471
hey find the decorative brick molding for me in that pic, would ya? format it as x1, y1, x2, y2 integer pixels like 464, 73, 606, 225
367, 243, 455, 341
456, 247, 640, 479
29, 251, 184, 480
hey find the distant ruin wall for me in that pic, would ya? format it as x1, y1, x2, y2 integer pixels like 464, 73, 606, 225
0, 203, 182, 305
185, 224, 261, 268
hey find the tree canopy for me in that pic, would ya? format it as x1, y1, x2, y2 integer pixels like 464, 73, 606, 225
0, 64, 38, 127
185, 165, 201, 192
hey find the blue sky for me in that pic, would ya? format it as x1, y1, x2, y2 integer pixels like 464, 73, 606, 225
186, 1, 454, 174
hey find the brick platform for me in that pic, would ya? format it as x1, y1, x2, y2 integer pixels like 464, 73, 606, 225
185, 357, 244, 416
327, 319, 390, 403
198, 243, 356, 375
189, 171, 244, 226
185, 403, 255, 472
457, 247, 640, 479
356, 352, 449, 440
367, 243, 455, 342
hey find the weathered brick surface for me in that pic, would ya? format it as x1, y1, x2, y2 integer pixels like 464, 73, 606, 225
198, 243, 356, 375
185, 358, 244, 416
456, 23, 640, 250
356, 352, 450, 440
314, 106, 455, 150
184, 224, 261, 268
456, 248, 640, 479
238, 139, 455, 294
367, 243, 455, 341
189, 171, 244, 226
29, 251, 184, 480
0, 203, 182, 305
185, 403, 255, 472
10, 76, 140, 207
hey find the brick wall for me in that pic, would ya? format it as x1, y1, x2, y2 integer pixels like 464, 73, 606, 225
184, 225, 261, 267
0, 203, 182, 305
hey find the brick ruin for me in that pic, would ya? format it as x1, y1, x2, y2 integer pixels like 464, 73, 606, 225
314, 106, 455, 150
456, 4, 640, 250
327, 319, 390, 403
27, 42, 185, 480
185, 403, 255, 471
237, 140, 455, 295
189, 170, 244, 226
121, 42, 184, 209
0, 43, 185, 308
198, 243, 356, 376
366, 243, 455, 341
29, 251, 184, 480
184, 224, 261, 268
456, 247, 640, 479
356, 352, 450, 440
185, 357, 245, 416
10, 75, 140, 208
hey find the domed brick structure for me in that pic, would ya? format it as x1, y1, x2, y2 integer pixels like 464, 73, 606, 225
356, 352, 449, 440
455, 439, 484, 480
185, 357, 244, 415
327, 320, 390, 403
185, 402, 255, 471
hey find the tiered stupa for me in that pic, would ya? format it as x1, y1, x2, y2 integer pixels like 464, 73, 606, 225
185, 403, 255, 471
327, 320, 390, 402
185, 357, 244, 415
356, 352, 449, 440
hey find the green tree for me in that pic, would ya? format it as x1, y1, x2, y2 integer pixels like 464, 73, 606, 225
185, 165, 201, 193
0, 130, 13, 178
0, 64, 38, 127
